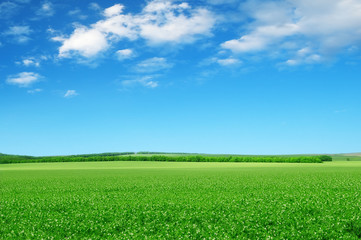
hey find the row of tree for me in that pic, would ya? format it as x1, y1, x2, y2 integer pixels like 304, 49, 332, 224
0, 154, 331, 164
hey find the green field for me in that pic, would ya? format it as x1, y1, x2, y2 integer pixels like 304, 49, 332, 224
1, 161, 361, 239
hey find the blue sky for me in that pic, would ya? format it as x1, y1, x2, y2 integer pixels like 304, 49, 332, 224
1, 0, 361, 156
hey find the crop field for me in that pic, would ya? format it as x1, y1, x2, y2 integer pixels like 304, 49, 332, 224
1, 161, 361, 239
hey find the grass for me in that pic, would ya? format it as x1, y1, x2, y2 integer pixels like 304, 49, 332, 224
1, 161, 361, 239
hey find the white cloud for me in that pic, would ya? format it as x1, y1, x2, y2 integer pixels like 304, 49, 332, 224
200, 56, 241, 67
64, 90, 78, 98
89, 2, 101, 11
54, 1, 215, 58
68, 9, 80, 15
36, 2, 54, 17
23, 58, 40, 67
5, 25, 32, 35
27, 88, 42, 94
16, 56, 49, 67
4, 25, 32, 43
221, 0, 361, 64
6, 72, 41, 87
135, 57, 172, 72
137, 2, 215, 45
94, 14, 138, 41
55, 27, 108, 58
103, 4, 124, 17
144, 81, 158, 88
285, 54, 322, 66
116, 49, 134, 60
217, 57, 241, 66
222, 23, 299, 52
285, 47, 323, 66
285, 59, 298, 66
121, 76, 159, 88
68, 9, 87, 20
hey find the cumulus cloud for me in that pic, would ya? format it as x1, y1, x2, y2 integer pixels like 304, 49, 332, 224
221, 0, 361, 64
137, 1, 215, 45
21, 58, 40, 67
116, 49, 134, 60
16, 55, 49, 67
103, 4, 124, 17
36, 2, 54, 17
285, 47, 322, 66
54, 1, 215, 58
222, 24, 299, 52
64, 90, 78, 98
23, 59, 37, 67
54, 27, 109, 58
6, 72, 41, 87
121, 76, 159, 88
135, 57, 172, 72
4, 25, 32, 43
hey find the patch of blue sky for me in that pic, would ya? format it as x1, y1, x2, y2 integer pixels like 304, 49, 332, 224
1, 0, 360, 155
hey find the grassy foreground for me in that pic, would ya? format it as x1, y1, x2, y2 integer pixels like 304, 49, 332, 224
1, 161, 361, 239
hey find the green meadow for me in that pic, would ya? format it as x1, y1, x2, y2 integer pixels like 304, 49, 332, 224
1, 161, 361, 239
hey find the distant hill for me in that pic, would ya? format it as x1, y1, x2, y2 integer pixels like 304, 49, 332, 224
338, 152, 361, 157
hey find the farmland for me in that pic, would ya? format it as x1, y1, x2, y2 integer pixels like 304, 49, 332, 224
1, 161, 361, 239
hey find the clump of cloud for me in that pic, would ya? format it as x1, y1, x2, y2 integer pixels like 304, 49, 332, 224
15, 55, 49, 67
121, 75, 159, 89
200, 56, 241, 67
6, 72, 41, 87
103, 3, 124, 17
64, 90, 78, 98
138, 1, 214, 45
221, 0, 361, 65
284, 47, 322, 66
216, 57, 241, 66
3, 25, 32, 43
54, 27, 109, 58
21, 58, 40, 67
53, 1, 215, 59
89, 2, 101, 11
135, 57, 172, 72
23, 59, 39, 67
36, 2, 54, 17
116, 48, 134, 61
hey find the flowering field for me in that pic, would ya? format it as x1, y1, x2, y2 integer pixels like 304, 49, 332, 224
1, 161, 361, 239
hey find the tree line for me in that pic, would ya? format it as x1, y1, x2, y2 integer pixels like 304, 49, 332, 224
0, 153, 332, 164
